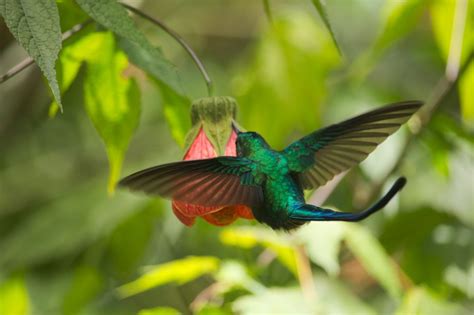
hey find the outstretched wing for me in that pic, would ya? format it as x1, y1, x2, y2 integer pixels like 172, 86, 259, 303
282, 101, 423, 190
119, 157, 264, 208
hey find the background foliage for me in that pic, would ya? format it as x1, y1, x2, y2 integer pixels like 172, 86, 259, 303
0, 0, 473, 314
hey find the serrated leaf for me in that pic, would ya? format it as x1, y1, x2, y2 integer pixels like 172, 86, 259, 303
75, 0, 184, 95
0, 0, 62, 109
117, 256, 220, 298
311, 0, 342, 55
82, 32, 141, 193
344, 224, 403, 298
0, 274, 30, 315
117, 37, 191, 146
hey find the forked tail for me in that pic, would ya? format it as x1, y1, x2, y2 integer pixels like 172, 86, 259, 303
289, 177, 407, 222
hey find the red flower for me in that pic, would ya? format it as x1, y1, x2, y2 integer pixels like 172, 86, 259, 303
171, 97, 254, 226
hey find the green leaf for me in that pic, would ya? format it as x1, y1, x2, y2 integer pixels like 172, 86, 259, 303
0, 274, 30, 315
311, 273, 377, 315
295, 222, 345, 276
62, 265, 103, 315
0, 181, 144, 269
82, 32, 141, 193
138, 307, 181, 315
459, 61, 474, 126
75, 0, 184, 95
106, 202, 161, 278
311, 0, 342, 55
0, 0, 62, 109
430, 0, 473, 64
117, 256, 220, 298
233, 287, 312, 314
117, 37, 191, 146
344, 224, 403, 298
219, 227, 298, 275
395, 287, 469, 315
220, 227, 298, 275
160, 82, 191, 147
373, 0, 428, 54
234, 12, 340, 148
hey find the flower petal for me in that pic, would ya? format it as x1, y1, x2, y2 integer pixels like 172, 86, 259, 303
172, 202, 196, 226
202, 206, 239, 226
173, 200, 223, 217
184, 127, 217, 160
236, 205, 254, 220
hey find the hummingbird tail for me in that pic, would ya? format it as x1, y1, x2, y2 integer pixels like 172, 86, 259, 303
289, 177, 407, 222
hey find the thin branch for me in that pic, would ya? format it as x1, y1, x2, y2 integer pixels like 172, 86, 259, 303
1, 5, 214, 97
366, 50, 474, 203
121, 3, 214, 96
0, 19, 92, 84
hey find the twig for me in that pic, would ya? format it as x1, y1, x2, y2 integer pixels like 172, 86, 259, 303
294, 244, 317, 304
367, 50, 473, 203
121, 3, 214, 96
0, 19, 92, 83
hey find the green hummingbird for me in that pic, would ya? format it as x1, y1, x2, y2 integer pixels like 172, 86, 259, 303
119, 101, 422, 230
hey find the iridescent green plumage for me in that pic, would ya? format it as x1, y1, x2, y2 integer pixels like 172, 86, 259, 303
120, 101, 422, 230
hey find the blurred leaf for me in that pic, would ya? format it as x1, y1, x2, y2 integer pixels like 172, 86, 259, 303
0, 0, 62, 109
312, 273, 377, 315
117, 256, 219, 298
234, 11, 340, 148
311, 0, 342, 55
76, 0, 184, 95
295, 222, 345, 276
395, 287, 468, 315
107, 201, 162, 277
344, 224, 403, 298
374, 0, 428, 54
216, 261, 265, 294
82, 32, 141, 193
118, 37, 191, 147
0, 183, 144, 269
56, 0, 88, 31
430, 0, 473, 64
137, 307, 181, 315
62, 265, 103, 315
459, 61, 474, 126
220, 227, 297, 275
233, 287, 312, 314
160, 82, 191, 147
0, 274, 30, 315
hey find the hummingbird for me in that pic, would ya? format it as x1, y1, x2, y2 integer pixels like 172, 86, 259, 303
119, 101, 422, 230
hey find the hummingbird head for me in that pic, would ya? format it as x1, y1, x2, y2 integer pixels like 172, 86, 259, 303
236, 131, 269, 156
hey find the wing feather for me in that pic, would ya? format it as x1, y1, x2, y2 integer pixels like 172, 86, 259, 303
119, 157, 264, 207
282, 101, 423, 190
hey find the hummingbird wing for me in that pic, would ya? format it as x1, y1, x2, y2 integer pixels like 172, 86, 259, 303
282, 101, 423, 190
119, 157, 264, 208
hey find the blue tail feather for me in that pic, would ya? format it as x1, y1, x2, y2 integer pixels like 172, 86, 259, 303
290, 177, 406, 222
